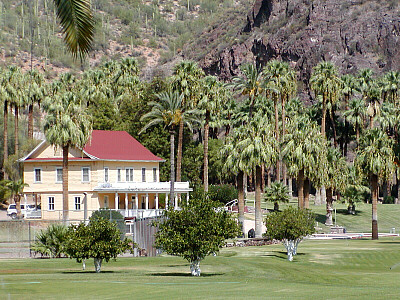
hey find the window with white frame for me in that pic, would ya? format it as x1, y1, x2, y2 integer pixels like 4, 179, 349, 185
104, 195, 109, 208
104, 167, 109, 182
142, 168, 146, 182
56, 168, 63, 183
126, 168, 133, 182
153, 168, 157, 182
117, 168, 122, 182
34, 168, 42, 183
74, 196, 81, 210
82, 167, 90, 182
48, 196, 55, 211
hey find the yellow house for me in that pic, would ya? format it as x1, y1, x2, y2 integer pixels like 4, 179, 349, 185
21, 130, 192, 221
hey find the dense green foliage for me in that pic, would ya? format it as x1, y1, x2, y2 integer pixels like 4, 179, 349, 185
90, 209, 126, 235
31, 223, 69, 258
264, 181, 289, 211
207, 184, 238, 205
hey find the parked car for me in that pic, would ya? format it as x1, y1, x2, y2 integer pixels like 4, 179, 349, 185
7, 204, 37, 219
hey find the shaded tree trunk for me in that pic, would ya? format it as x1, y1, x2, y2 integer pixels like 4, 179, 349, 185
15, 195, 22, 219
203, 113, 209, 193
303, 177, 310, 209
329, 108, 337, 147
315, 188, 321, 206
176, 120, 184, 182
14, 106, 19, 156
62, 145, 69, 223
28, 104, 34, 139
94, 258, 102, 273
371, 174, 379, 240
169, 132, 175, 207
255, 165, 263, 238
297, 169, 304, 208
321, 96, 326, 137
288, 177, 293, 198
3, 100, 8, 180
267, 167, 271, 187
325, 187, 333, 226
237, 171, 245, 235
274, 96, 281, 182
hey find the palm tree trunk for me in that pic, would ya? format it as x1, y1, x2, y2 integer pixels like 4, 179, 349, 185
267, 167, 271, 187
261, 164, 265, 192
274, 97, 281, 182
15, 195, 22, 219
297, 169, 304, 208
237, 170, 245, 235
255, 165, 263, 238
288, 177, 293, 198
14, 105, 19, 156
303, 177, 310, 209
28, 104, 34, 139
203, 114, 209, 193
62, 145, 69, 223
169, 132, 175, 208
325, 187, 333, 225
3, 100, 8, 180
329, 108, 337, 147
371, 174, 379, 240
176, 119, 184, 182
321, 96, 326, 136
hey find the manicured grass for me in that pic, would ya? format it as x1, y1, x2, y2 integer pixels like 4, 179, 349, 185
245, 195, 400, 233
1, 238, 400, 299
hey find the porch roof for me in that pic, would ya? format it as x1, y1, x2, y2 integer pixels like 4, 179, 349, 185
94, 182, 192, 193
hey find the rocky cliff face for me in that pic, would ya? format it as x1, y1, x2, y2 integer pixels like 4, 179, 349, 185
196, 0, 400, 98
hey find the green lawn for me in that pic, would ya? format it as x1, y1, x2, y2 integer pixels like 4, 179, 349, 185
244, 195, 400, 234
1, 238, 400, 299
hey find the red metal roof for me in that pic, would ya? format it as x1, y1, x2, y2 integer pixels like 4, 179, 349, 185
83, 130, 163, 161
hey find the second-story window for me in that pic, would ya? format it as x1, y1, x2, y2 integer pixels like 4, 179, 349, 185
104, 167, 109, 182
34, 168, 42, 183
82, 167, 90, 182
126, 168, 133, 182
117, 168, 122, 182
142, 168, 146, 182
153, 168, 157, 182
56, 168, 63, 183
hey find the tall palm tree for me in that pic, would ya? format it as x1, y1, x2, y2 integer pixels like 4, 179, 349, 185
355, 129, 395, 239
236, 115, 277, 237
357, 68, 374, 98
341, 74, 357, 155
381, 71, 400, 104
282, 118, 327, 208
25, 70, 46, 139
199, 76, 227, 192
324, 147, 348, 225
310, 61, 342, 137
8, 67, 24, 157
5, 179, 28, 219
43, 90, 92, 223
140, 91, 201, 206
171, 61, 205, 183
343, 98, 366, 142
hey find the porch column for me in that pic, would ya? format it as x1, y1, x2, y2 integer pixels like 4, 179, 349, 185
166, 194, 169, 209
145, 193, 149, 210
115, 192, 119, 210
155, 193, 159, 210
135, 193, 138, 209
125, 193, 128, 215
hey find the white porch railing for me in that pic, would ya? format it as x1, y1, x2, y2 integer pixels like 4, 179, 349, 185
117, 209, 164, 219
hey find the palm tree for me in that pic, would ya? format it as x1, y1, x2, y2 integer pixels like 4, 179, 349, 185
357, 68, 374, 98
8, 67, 24, 157
5, 179, 28, 219
199, 76, 227, 192
170, 61, 205, 184
282, 118, 327, 208
25, 70, 46, 139
341, 74, 357, 155
264, 181, 289, 211
236, 115, 277, 237
43, 91, 92, 223
54, 0, 94, 58
343, 97, 366, 143
381, 71, 400, 104
310, 61, 342, 137
324, 147, 348, 225
355, 129, 395, 239
140, 91, 201, 207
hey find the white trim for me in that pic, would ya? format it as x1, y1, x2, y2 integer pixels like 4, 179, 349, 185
34, 167, 42, 183
81, 166, 91, 183
55, 167, 63, 183
18, 140, 47, 162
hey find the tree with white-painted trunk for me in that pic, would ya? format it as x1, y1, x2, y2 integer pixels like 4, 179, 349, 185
264, 206, 315, 261
154, 196, 240, 276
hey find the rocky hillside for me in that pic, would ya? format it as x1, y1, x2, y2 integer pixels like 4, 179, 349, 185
184, 0, 400, 98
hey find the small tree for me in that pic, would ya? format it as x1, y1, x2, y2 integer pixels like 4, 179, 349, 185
64, 218, 132, 273
90, 209, 126, 235
31, 223, 69, 258
264, 207, 315, 261
154, 196, 240, 276
264, 182, 289, 211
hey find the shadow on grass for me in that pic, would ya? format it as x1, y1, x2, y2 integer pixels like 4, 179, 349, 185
150, 272, 223, 277
62, 271, 115, 274
378, 241, 400, 244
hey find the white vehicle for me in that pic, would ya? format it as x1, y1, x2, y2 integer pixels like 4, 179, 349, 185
7, 204, 37, 219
